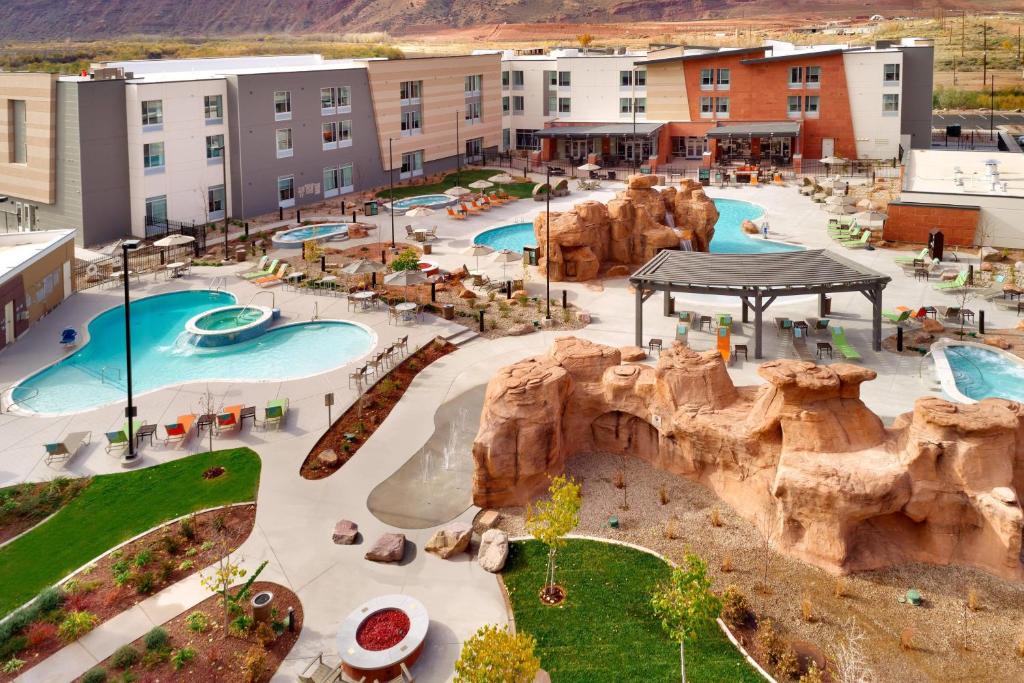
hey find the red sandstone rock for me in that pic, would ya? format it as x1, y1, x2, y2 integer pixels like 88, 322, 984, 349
984, 336, 1011, 350
471, 337, 1024, 580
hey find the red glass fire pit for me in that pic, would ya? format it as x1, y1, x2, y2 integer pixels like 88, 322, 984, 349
338, 595, 428, 681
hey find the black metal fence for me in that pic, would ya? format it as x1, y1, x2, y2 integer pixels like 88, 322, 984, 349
73, 220, 207, 292
144, 217, 207, 253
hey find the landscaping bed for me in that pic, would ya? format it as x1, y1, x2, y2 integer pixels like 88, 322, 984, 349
74, 581, 302, 683
0, 477, 89, 545
0, 504, 256, 680
502, 538, 762, 683
375, 168, 535, 200
302, 338, 457, 479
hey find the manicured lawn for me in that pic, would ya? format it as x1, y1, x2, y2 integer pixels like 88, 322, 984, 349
376, 169, 536, 200
0, 448, 260, 617
502, 539, 763, 683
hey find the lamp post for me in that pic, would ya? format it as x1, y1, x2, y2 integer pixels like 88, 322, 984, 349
545, 166, 551, 320
121, 239, 141, 465
455, 109, 461, 189
632, 64, 637, 175
217, 144, 229, 256
388, 138, 396, 248
989, 75, 995, 140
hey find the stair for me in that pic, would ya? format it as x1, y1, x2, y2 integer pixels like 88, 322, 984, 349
445, 328, 479, 346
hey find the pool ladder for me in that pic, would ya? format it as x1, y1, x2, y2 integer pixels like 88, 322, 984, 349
237, 291, 276, 325
311, 301, 321, 321
209, 276, 227, 292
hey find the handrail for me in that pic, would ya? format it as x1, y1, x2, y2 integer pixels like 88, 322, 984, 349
236, 291, 276, 324
209, 276, 227, 292
0, 385, 38, 413
311, 301, 320, 321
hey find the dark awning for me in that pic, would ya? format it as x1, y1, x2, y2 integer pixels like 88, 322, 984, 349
535, 123, 664, 138
705, 122, 801, 138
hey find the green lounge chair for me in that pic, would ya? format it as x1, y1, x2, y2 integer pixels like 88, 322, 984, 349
894, 248, 929, 265
934, 270, 969, 291
883, 309, 911, 324
830, 326, 862, 361
240, 258, 279, 280
715, 313, 732, 328
263, 398, 289, 430
841, 231, 871, 249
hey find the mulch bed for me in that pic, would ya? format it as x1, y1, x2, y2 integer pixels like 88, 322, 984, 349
76, 581, 303, 683
301, 338, 457, 479
0, 505, 255, 682
0, 478, 90, 546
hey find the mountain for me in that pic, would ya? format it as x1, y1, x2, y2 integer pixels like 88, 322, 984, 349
0, 0, 1000, 41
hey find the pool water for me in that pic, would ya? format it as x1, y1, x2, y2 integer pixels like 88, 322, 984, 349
472, 199, 803, 254
943, 345, 1024, 403
12, 290, 374, 414
389, 194, 453, 210
274, 223, 350, 243
194, 307, 263, 331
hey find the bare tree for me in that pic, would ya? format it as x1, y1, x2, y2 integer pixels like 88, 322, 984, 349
755, 505, 777, 595
831, 618, 876, 683
195, 386, 222, 454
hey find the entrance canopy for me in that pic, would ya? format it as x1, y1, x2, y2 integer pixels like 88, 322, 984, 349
630, 249, 891, 358
536, 122, 664, 138
705, 121, 801, 139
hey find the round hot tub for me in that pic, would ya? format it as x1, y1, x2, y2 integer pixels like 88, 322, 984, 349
337, 595, 428, 681
384, 194, 456, 213
271, 223, 351, 249
185, 305, 279, 347
417, 259, 440, 277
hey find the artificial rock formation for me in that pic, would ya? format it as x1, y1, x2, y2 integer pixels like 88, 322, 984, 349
534, 175, 718, 281
472, 337, 1024, 580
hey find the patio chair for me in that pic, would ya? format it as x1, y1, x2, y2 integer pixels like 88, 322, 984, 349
830, 326, 862, 361
44, 431, 91, 466
894, 247, 930, 265
841, 231, 872, 249
298, 653, 343, 683
446, 207, 466, 221
883, 309, 911, 325
134, 423, 157, 448
405, 225, 416, 238
239, 405, 257, 428
775, 317, 793, 337
648, 338, 663, 356
239, 257, 277, 280
716, 326, 731, 364
263, 399, 289, 430
386, 306, 402, 326
104, 430, 129, 454
164, 414, 196, 447
216, 405, 242, 435
368, 352, 387, 377
425, 226, 438, 239
348, 365, 367, 390
934, 270, 969, 291
397, 335, 409, 356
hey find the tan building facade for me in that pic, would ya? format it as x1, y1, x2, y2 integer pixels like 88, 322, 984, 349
0, 72, 57, 205
0, 229, 75, 350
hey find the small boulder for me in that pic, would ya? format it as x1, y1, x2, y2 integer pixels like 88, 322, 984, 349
980, 246, 1002, 261
576, 312, 592, 324
477, 529, 509, 573
474, 510, 502, 533
365, 533, 406, 563
332, 519, 358, 545
980, 262, 993, 272
605, 265, 632, 278
317, 449, 339, 467
619, 346, 647, 362
741, 219, 759, 235
983, 336, 1011, 350
511, 290, 528, 299
508, 323, 535, 336
920, 319, 945, 334
425, 522, 472, 559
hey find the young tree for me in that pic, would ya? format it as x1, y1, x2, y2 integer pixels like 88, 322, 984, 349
651, 552, 723, 683
454, 624, 540, 683
525, 475, 582, 602
195, 386, 221, 454
830, 618, 875, 683
199, 551, 268, 637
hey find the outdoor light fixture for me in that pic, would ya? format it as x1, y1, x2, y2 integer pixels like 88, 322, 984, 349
121, 239, 141, 466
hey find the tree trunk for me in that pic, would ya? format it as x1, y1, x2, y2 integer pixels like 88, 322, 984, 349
681, 639, 687, 683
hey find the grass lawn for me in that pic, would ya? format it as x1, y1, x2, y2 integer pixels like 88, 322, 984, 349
375, 169, 536, 200
0, 448, 260, 617
502, 539, 763, 683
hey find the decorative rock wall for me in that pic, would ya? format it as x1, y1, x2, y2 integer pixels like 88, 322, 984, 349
471, 337, 1024, 580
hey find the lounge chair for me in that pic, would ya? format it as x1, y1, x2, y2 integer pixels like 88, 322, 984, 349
934, 270, 969, 291
675, 324, 689, 345
882, 309, 911, 325
164, 414, 197, 446
60, 327, 78, 348
216, 405, 242, 435
894, 248, 929, 265
239, 257, 278, 280
255, 263, 290, 288
263, 398, 289, 430
447, 207, 466, 220
775, 318, 793, 337
134, 423, 157, 448
841, 231, 871, 249
105, 430, 129, 454
461, 202, 481, 214
298, 653, 344, 683
715, 313, 732, 329
717, 326, 731, 364
807, 317, 830, 334
44, 431, 91, 466
830, 326, 862, 361
677, 310, 691, 325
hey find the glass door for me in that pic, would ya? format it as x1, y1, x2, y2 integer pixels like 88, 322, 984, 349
685, 137, 704, 159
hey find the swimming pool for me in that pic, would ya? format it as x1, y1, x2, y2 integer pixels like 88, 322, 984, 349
472, 199, 803, 254
931, 341, 1024, 404
386, 194, 455, 211
272, 223, 351, 248
10, 290, 375, 414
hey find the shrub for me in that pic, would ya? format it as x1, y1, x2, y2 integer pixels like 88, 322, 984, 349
157, 560, 175, 583
0, 636, 27, 660
34, 587, 63, 613
179, 515, 197, 541
833, 577, 849, 598
968, 587, 980, 611
658, 484, 669, 505
200, 541, 214, 552
134, 572, 155, 595
184, 547, 198, 558
900, 627, 915, 651
255, 621, 276, 647
185, 611, 210, 634
171, 647, 196, 670
25, 621, 58, 648
102, 586, 128, 609
721, 586, 754, 630
62, 590, 92, 612
82, 668, 107, 683
709, 507, 722, 527
238, 645, 266, 683
141, 648, 170, 669
389, 248, 420, 272
212, 514, 227, 533
229, 614, 254, 637
720, 553, 734, 573
662, 516, 678, 540
799, 662, 825, 683
159, 534, 181, 555
133, 550, 152, 568
143, 627, 168, 651
58, 611, 99, 642
112, 644, 140, 669
612, 470, 624, 489
800, 597, 815, 623
2, 657, 25, 674
756, 618, 797, 676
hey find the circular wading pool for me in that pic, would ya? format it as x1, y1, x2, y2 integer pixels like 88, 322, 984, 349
185, 305, 277, 347
337, 595, 428, 681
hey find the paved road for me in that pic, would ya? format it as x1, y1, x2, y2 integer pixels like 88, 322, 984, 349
933, 112, 1024, 130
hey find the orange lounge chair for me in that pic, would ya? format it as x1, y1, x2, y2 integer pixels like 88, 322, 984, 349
447, 207, 466, 220
216, 405, 243, 435
487, 193, 505, 205
164, 414, 197, 446
717, 326, 731, 364
461, 202, 481, 214
472, 199, 490, 211
255, 263, 290, 288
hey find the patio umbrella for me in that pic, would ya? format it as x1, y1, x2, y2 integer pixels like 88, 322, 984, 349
820, 156, 847, 166
340, 257, 387, 287
464, 244, 494, 271
488, 173, 515, 184
405, 206, 435, 217
577, 163, 602, 172
492, 249, 522, 280
384, 268, 428, 302
468, 180, 494, 191
856, 198, 883, 211
852, 210, 888, 226
824, 203, 853, 215
152, 233, 195, 247
445, 186, 471, 197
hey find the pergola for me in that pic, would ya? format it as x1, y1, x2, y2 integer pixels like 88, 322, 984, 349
629, 249, 892, 359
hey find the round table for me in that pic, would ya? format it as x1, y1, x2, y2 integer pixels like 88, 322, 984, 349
395, 302, 417, 322
166, 262, 185, 278
352, 290, 377, 309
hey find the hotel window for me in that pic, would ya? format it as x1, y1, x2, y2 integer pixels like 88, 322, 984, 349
324, 166, 340, 197
619, 98, 632, 114
276, 128, 293, 158
634, 97, 646, 114
278, 176, 295, 208
502, 96, 510, 114
465, 74, 482, 95
502, 128, 511, 149
716, 68, 730, 88
546, 95, 556, 115
620, 70, 632, 87
558, 97, 571, 113
401, 110, 422, 135
715, 97, 730, 117
558, 71, 571, 86
700, 68, 714, 89
204, 95, 223, 122
400, 150, 424, 179
142, 142, 165, 170
635, 69, 646, 86
9, 100, 26, 163
804, 95, 820, 117
699, 96, 713, 118
512, 70, 524, 87
789, 66, 803, 87
465, 101, 482, 124
141, 100, 163, 126
515, 128, 539, 150
546, 71, 557, 87
322, 122, 338, 150
339, 120, 352, 145
787, 95, 801, 116
274, 91, 291, 121
399, 80, 422, 102
512, 96, 525, 113
206, 134, 224, 160
207, 185, 225, 219
502, 70, 510, 88
321, 87, 336, 114
882, 93, 900, 113
338, 86, 351, 109
806, 66, 821, 87
340, 164, 353, 192
145, 196, 167, 225
883, 64, 901, 82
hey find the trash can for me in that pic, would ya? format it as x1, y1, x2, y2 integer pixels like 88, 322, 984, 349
442, 304, 455, 321
422, 243, 432, 255
235, 247, 247, 262
821, 296, 832, 316
523, 246, 539, 266
251, 591, 274, 623
363, 200, 379, 216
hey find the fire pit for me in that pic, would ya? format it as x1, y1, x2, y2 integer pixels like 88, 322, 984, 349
338, 595, 428, 681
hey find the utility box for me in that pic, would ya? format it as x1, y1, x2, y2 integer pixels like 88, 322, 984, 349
363, 200, 378, 216
928, 229, 944, 262
523, 246, 539, 266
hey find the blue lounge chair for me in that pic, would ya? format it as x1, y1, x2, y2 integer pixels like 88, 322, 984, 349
60, 328, 78, 348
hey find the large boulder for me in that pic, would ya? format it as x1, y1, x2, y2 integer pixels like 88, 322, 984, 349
425, 522, 472, 559
477, 529, 509, 572
365, 533, 406, 563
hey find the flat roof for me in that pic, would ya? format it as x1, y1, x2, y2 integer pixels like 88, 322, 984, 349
536, 122, 664, 138
0, 230, 75, 287
705, 121, 801, 138
641, 47, 765, 65
903, 149, 1024, 198
630, 248, 890, 296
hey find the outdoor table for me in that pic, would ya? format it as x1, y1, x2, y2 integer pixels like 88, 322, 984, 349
166, 262, 186, 278
914, 267, 930, 281
816, 342, 833, 359
924, 306, 937, 319
793, 320, 809, 333
318, 275, 338, 294
395, 302, 417, 322
414, 229, 427, 243
960, 309, 975, 324
351, 290, 376, 309
285, 272, 305, 290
